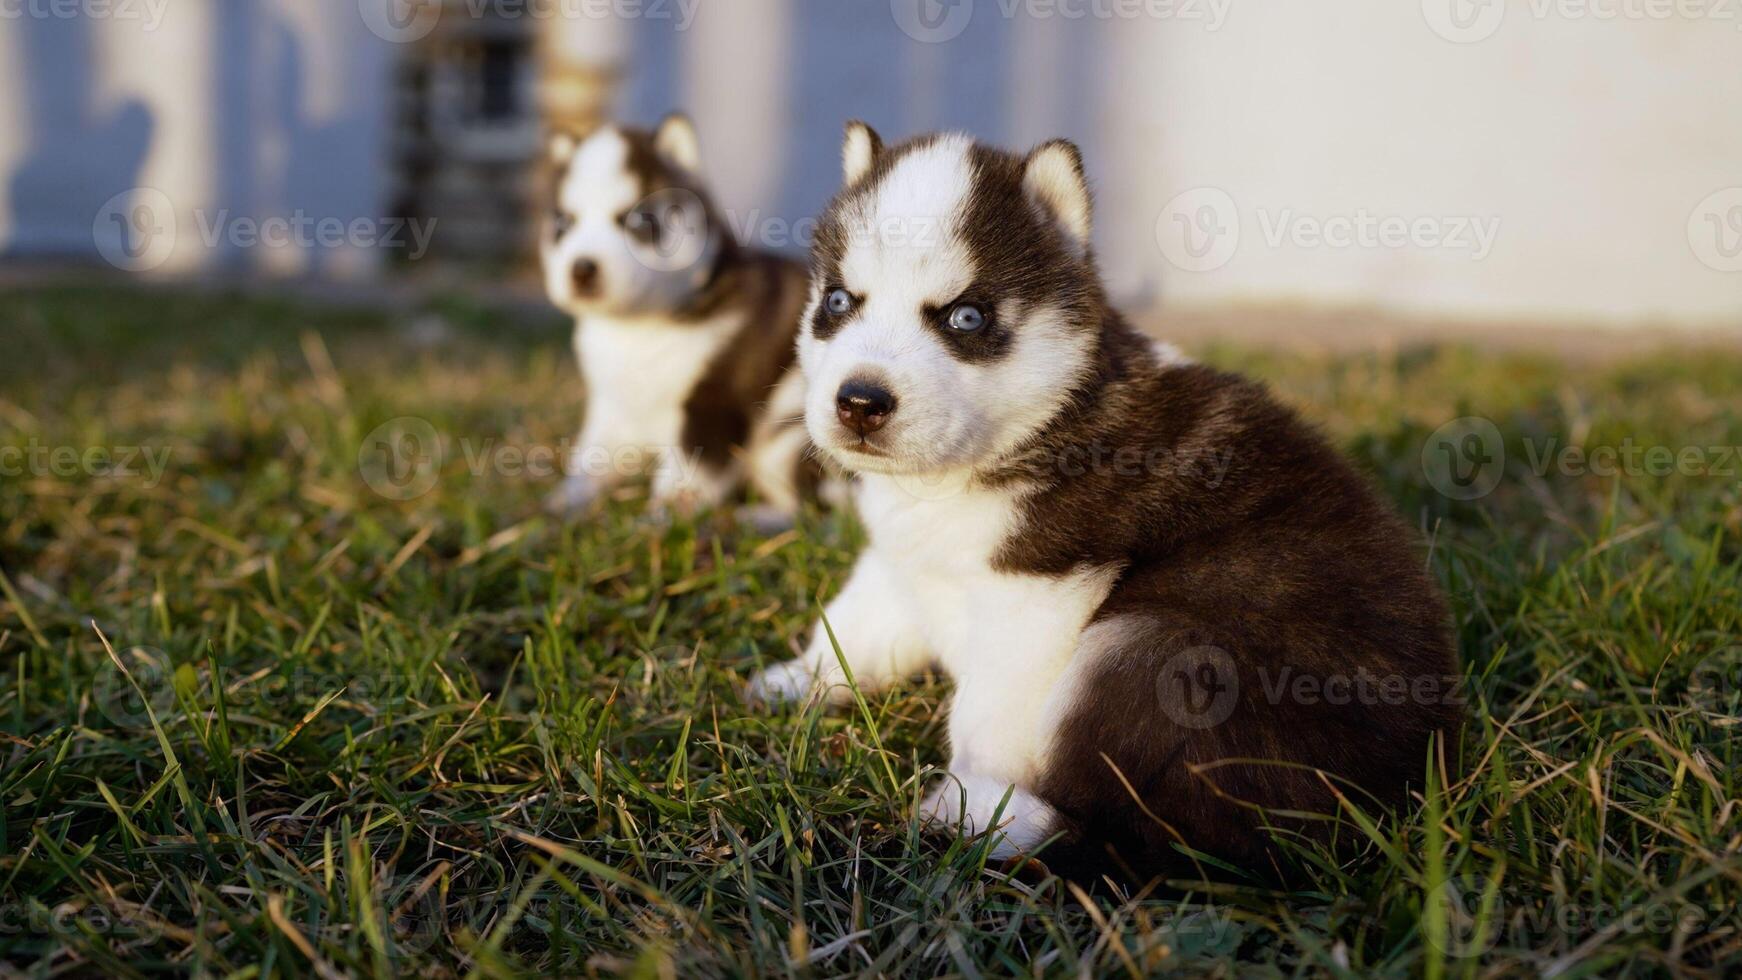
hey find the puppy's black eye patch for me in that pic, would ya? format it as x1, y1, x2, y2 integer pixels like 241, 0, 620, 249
923, 292, 1010, 363
811, 285, 860, 341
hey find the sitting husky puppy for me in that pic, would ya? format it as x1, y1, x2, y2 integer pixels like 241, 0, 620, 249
541, 114, 811, 520
748, 124, 1459, 880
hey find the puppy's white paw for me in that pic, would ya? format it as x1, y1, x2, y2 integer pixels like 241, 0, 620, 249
543, 474, 601, 517
736, 503, 796, 535
744, 659, 828, 706
645, 487, 707, 525
919, 774, 1059, 859
920, 782, 965, 827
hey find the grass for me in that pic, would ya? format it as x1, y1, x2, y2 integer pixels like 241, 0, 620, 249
1, 284, 1740, 977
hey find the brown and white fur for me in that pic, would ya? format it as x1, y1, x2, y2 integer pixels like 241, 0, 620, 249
541, 114, 812, 522
747, 124, 1459, 882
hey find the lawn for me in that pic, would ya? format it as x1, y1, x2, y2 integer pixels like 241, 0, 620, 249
1, 285, 1739, 977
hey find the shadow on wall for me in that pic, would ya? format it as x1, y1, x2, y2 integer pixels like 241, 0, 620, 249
5, 2, 1107, 277
4, 13, 153, 259
239, 4, 391, 277
4, 1, 389, 275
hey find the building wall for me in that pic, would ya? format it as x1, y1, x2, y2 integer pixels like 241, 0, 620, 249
0, 0, 391, 276
3, 1, 1738, 325
607, 0, 1741, 326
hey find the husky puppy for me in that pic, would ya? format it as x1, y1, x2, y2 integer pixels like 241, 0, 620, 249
747, 124, 1459, 880
541, 114, 812, 520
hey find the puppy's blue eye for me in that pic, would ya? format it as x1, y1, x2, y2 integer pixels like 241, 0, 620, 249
826, 288, 854, 315
621, 209, 660, 243
551, 210, 574, 238
947, 303, 986, 332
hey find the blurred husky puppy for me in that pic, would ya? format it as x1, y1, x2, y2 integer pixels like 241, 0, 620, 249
541, 114, 812, 522
748, 124, 1458, 882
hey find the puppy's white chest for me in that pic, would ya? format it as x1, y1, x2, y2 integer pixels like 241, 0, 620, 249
857, 476, 1114, 679
576, 313, 736, 446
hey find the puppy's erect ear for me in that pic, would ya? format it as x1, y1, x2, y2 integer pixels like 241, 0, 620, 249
842, 120, 884, 186
1022, 139, 1092, 253
548, 130, 580, 165
655, 112, 702, 173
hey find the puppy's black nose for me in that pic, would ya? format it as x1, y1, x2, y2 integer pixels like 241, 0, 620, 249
571, 259, 600, 295
835, 379, 896, 436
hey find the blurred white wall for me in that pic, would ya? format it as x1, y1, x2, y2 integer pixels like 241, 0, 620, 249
628, 0, 1741, 327
1129, 1, 1742, 325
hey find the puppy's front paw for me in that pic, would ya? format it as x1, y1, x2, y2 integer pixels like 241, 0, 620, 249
543, 474, 601, 517
919, 782, 965, 827
918, 775, 1057, 859
736, 503, 796, 536
744, 659, 827, 706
